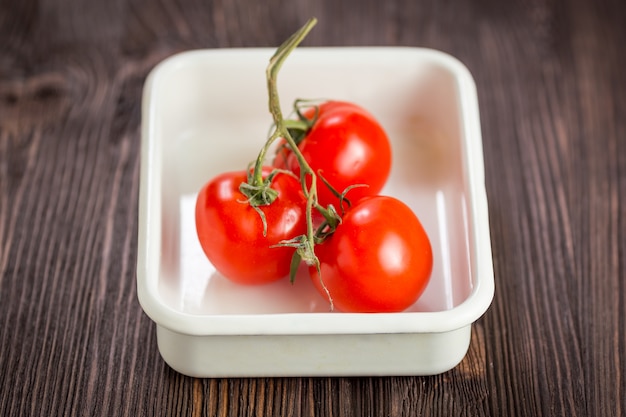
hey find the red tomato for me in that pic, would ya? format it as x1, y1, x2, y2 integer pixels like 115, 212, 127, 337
309, 196, 433, 312
284, 101, 392, 210
195, 168, 307, 285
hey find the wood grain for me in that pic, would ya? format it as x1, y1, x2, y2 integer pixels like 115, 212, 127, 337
1, 0, 624, 415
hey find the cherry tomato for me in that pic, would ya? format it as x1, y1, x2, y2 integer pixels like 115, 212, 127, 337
309, 196, 433, 312
283, 101, 392, 210
195, 168, 307, 285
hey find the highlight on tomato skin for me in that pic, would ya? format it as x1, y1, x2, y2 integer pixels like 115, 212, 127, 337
308, 196, 434, 313
194, 167, 308, 285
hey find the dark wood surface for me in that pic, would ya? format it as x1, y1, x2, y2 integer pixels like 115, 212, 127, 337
1, 0, 625, 415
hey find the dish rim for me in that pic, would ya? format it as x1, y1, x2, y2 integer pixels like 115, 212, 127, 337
137, 46, 495, 337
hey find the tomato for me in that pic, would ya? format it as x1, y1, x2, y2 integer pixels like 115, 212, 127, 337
309, 196, 433, 312
282, 101, 392, 210
195, 167, 307, 285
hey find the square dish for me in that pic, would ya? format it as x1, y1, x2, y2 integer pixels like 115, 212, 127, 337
137, 47, 494, 377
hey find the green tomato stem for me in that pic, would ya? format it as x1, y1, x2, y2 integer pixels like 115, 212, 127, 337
247, 19, 316, 191
265, 19, 320, 261
253, 18, 339, 223
249, 19, 315, 187
260, 18, 339, 223
248, 17, 338, 309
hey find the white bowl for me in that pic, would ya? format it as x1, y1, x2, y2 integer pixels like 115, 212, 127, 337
137, 47, 494, 377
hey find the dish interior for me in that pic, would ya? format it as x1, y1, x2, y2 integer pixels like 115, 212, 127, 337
151, 49, 475, 315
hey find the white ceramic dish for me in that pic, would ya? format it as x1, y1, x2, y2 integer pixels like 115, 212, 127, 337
137, 47, 494, 377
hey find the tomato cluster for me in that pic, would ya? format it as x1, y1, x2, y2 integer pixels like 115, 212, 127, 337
195, 98, 433, 312
194, 19, 433, 313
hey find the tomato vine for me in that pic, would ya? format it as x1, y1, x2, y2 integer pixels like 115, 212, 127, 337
239, 18, 344, 307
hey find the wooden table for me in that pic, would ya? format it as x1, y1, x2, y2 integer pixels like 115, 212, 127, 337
1, 0, 624, 415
